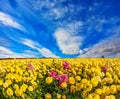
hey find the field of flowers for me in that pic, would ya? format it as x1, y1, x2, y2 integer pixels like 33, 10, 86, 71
0, 58, 120, 99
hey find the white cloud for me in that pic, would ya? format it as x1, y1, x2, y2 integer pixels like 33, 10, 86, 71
52, 8, 63, 19
79, 50, 83, 54
0, 38, 10, 47
0, 45, 58, 58
65, 21, 83, 35
54, 28, 83, 54
78, 48, 89, 55
0, 46, 13, 55
23, 50, 39, 57
79, 26, 120, 57
79, 39, 120, 57
86, 15, 120, 34
115, 53, 120, 57
0, 12, 23, 30
33, 0, 54, 10
37, 48, 59, 57
22, 38, 59, 57
32, 0, 69, 20
54, 21, 84, 55
87, 16, 108, 32
22, 39, 40, 49
83, 48, 89, 52
0, 38, 59, 58
0, 46, 36, 58
48, 6, 68, 20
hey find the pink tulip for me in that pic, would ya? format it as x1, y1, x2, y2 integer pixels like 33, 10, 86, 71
101, 66, 107, 72
49, 71, 59, 80
63, 61, 70, 70
59, 74, 68, 84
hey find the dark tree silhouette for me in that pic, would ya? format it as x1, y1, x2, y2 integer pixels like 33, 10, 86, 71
101, 55, 105, 58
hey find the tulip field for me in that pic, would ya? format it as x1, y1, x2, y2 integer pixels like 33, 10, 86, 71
0, 58, 120, 99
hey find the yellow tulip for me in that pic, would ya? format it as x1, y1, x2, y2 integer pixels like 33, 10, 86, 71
28, 86, 34, 91
95, 89, 102, 95
62, 95, 66, 99
45, 93, 52, 99
75, 76, 81, 81
69, 77, 75, 85
45, 77, 53, 85
56, 93, 61, 99
6, 88, 13, 96
60, 82, 67, 89
0, 79, 3, 86
70, 85, 76, 93
105, 95, 115, 99
110, 85, 117, 94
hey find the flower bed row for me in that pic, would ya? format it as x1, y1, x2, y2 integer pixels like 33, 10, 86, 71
0, 58, 120, 99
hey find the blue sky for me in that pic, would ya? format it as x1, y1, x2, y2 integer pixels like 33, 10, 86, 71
0, 0, 120, 58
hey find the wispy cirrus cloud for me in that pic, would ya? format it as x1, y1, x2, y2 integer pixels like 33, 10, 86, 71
22, 38, 59, 57
0, 46, 37, 58
79, 26, 120, 57
22, 39, 40, 49
31, 0, 68, 20
0, 38, 10, 47
115, 53, 120, 57
0, 44, 57, 58
80, 38, 120, 57
37, 48, 58, 58
0, 12, 24, 30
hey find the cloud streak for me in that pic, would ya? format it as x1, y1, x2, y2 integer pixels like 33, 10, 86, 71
0, 12, 23, 30
22, 38, 59, 57
0, 46, 37, 58
79, 26, 120, 57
